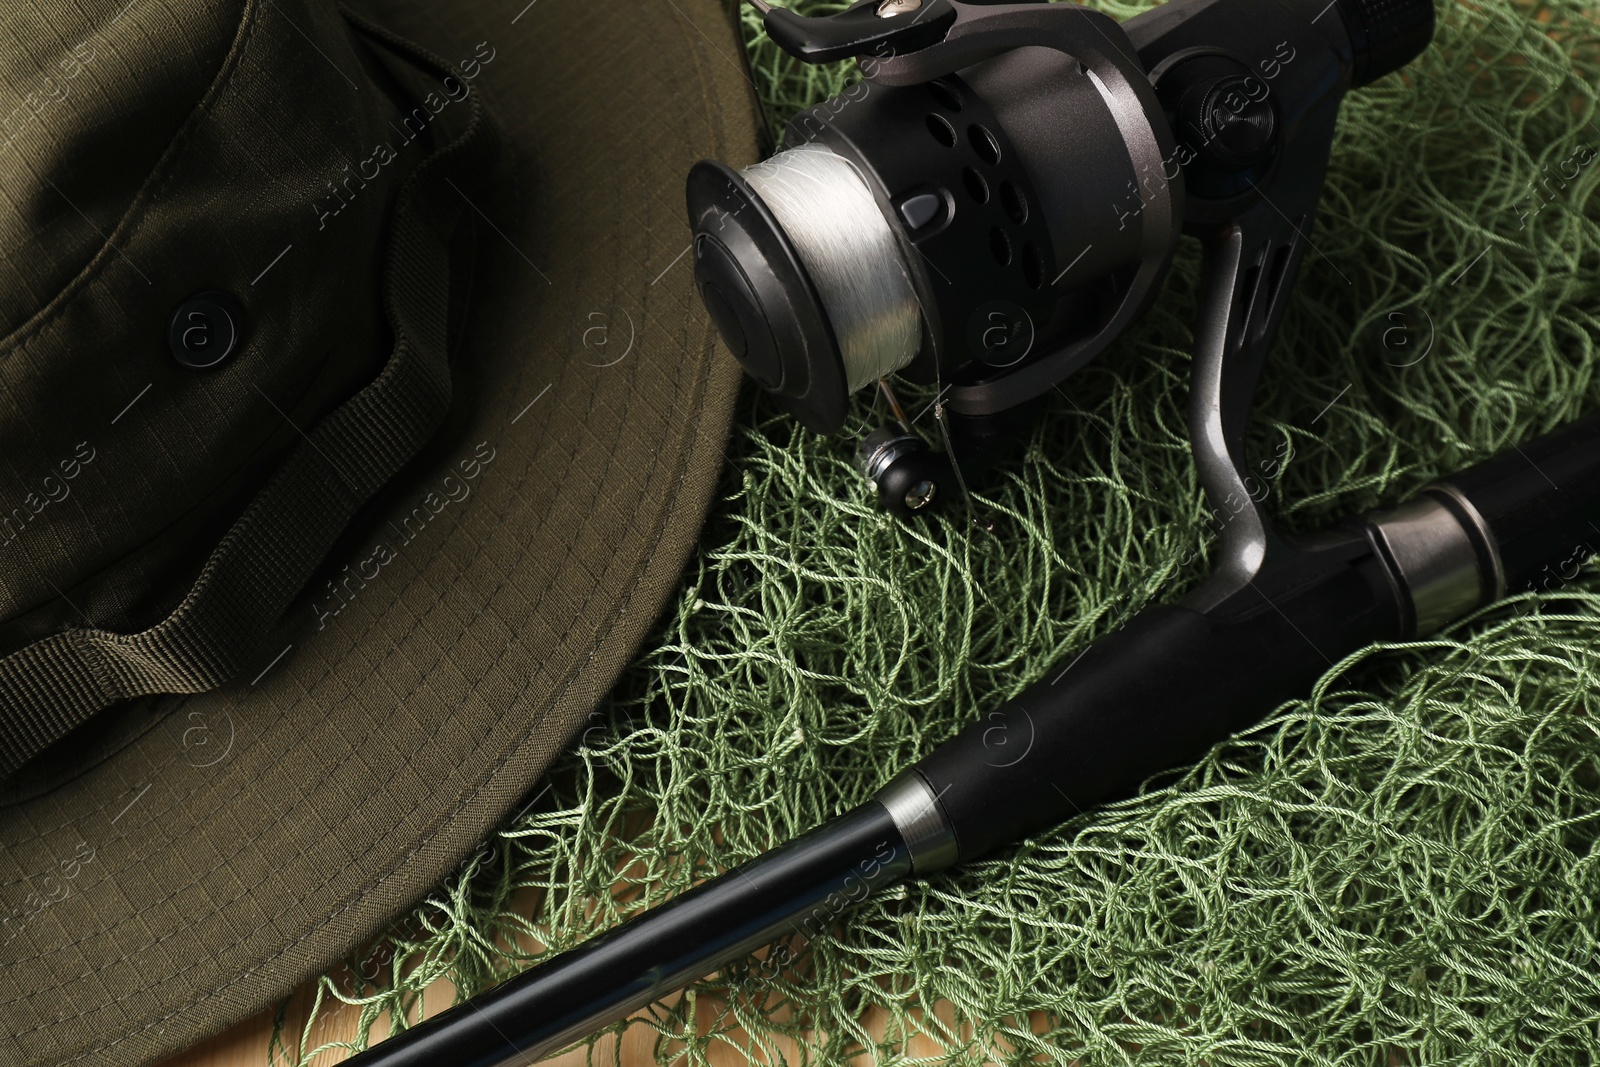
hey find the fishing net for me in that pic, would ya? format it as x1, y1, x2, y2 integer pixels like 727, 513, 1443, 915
286, 1, 1600, 1063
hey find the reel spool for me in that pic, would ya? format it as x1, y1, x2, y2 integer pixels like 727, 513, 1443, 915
688, 0, 1434, 518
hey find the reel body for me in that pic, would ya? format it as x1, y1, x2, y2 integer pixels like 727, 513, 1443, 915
690, 33, 1177, 434
687, 0, 1433, 518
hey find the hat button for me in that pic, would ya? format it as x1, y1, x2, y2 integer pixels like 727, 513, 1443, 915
168, 291, 245, 369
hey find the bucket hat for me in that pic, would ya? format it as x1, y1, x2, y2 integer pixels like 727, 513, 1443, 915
0, 0, 760, 1061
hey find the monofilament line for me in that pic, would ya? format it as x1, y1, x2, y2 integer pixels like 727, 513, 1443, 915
743, 144, 921, 393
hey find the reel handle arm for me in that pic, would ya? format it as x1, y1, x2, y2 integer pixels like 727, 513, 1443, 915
1155, 0, 1350, 606
1183, 198, 1323, 609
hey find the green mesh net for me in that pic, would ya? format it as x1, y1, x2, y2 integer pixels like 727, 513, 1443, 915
288, 1, 1600, 1063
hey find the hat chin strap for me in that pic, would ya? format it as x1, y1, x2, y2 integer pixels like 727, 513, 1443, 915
0, 11, 503, 782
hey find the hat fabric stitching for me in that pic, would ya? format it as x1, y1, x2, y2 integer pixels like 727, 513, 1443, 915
0, 0, 261, 363
9, 6, 738, 1058
0, 0, 502, 762
0, 0, 736, 1055
40, 280, 722, 1061
0, 6, 504, 878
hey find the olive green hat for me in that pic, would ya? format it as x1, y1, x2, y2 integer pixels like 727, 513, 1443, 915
0, 0, 758, 1061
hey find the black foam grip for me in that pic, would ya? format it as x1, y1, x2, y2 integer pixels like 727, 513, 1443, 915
913, 548, 1402, 862
1440, 415, 1600, 596
1336, 0, 1436, 87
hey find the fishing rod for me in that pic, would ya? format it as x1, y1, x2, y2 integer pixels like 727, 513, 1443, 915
341, 0, 1600, 1063
348, 415, 1600, 1067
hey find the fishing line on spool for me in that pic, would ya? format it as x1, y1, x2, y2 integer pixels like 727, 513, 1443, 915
742, 144, 923, 394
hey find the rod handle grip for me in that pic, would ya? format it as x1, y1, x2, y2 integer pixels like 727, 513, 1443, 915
913, 550, 1400, 861
1438, 414, 1600, 597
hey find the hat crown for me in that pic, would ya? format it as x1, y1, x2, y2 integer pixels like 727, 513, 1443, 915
0, 0, 486, 661
0, 0, 239, 338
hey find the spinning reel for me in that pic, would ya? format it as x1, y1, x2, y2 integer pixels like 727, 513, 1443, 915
687, 0, 1433, 517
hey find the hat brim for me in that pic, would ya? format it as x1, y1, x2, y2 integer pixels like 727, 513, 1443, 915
0, 0, 758, 1061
